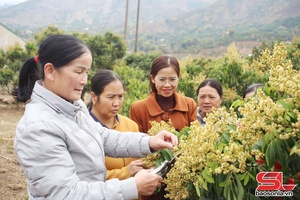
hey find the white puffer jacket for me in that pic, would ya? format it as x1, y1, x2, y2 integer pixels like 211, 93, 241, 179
14, 81, 151, 200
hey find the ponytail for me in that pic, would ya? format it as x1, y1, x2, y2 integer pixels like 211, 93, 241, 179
13, 34, 91, 103
12, 57, 41, 102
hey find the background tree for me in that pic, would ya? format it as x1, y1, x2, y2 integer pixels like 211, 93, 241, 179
123, 51, 161, 79
0, 43, 36, 93
34, 25, 66, 45
1, 27, 298, 122
287, 36, 300, 70
114, 63, 148, 117
83, 32, 126, 72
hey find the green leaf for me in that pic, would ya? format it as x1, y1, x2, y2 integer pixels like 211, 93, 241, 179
222, 132, 230, 143
278, 99, 294, 109
230, 99, 245, 109
286, 137, 296, 148
235, 173, 244, 200
155, 156, 164, 167
274, 138, 288, 168
161, 148, 173, 161
290, 146, 297, 155
224, 184, 231, 200
214, 173, 224, 196
219, 181, 227, 187
198, 174, 204, 185
224, 184, 229, 200
244, 173, 250, 186
202, 180, 208, 191
252, 140, 263, 151
265, 140, 276, 168
249, 193, 260, 200
238, 172, 247, 180
285, 127, 293, 132
248, 169, 257, 181
202, 168, 215, 184
195, 179, 201, 197
232, 180, 239, 200
287, 111, 296, 120
281, 139, 290, 150
285, 114, 291, 122
262, 132, 275, 148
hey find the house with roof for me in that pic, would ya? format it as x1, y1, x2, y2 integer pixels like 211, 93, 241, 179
0, 23, 26, 51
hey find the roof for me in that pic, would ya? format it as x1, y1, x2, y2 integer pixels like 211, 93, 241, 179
0, 23, 27, 51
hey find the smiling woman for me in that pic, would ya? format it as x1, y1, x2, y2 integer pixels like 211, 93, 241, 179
129, 54, 197, 200
12, 34, 178, 199
130, 55, 198, 134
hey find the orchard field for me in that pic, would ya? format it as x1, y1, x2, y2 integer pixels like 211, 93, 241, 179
0, 26, 300, 199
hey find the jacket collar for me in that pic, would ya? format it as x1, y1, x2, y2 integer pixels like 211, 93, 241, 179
196, 107, 206, 126
89, 110, 120, 128
147, 92, 189, 117
32, 81, 83, 118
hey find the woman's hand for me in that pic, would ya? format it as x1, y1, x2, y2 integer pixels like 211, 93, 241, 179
128, 159, 144, 176
134, 169, 162, 196
149, 130, 178, 151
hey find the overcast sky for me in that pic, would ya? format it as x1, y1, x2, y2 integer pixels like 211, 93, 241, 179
0, 0, 26, 6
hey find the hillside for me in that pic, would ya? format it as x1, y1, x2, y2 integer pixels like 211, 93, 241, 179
0, 0, 298, 57
170, 0, 300, 29
149, 0, 300, 56
0, 0, 215, 34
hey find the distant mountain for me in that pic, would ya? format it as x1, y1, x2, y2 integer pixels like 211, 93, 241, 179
0, 4, 13, 10
0, 0, 298, 56
0, 0, 216, 34
146, 0, 300, 56
169, 0, 300, 30
161, 0, 300, 44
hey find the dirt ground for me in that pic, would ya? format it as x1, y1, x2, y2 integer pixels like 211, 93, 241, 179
0, 96, 27, 200
0, 93, 92, 200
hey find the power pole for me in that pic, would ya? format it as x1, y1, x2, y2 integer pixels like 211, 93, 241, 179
124, 0, 129, 45
134, 0, 140, 53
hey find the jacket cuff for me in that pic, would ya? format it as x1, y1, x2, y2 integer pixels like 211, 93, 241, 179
120, 177, 138, 200
140, 136, 152, 154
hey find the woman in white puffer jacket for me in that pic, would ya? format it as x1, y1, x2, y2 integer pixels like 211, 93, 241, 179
13, 34, 178, 200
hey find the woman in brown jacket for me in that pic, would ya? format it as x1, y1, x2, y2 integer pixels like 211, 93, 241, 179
130, 55, 197, 133
129, 55, 197, 200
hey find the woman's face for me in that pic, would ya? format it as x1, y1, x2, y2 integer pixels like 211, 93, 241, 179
46, 52, 92, 102
244, 91, 255, 100
197, 85, 222, 116
150, 66, 179, 97
91, 80, 124, 120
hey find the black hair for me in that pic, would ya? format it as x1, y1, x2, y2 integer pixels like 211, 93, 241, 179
88, 69, 124, 108
196, 79, 223, 98
243, 83, 264, 99
149, 55, 180, 93
12, 34, 91, 102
